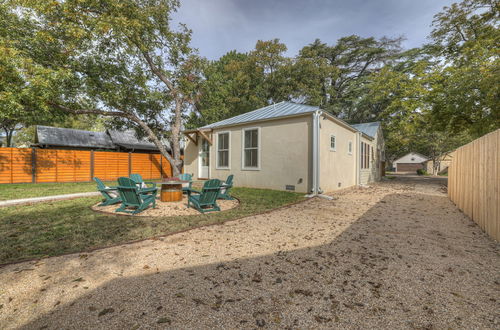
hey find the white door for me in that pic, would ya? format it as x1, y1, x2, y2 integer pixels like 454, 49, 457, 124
199, 139, 210, 178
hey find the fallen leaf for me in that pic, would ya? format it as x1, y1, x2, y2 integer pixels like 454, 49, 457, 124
98, 308, 115, 317
157, 317, 171, 324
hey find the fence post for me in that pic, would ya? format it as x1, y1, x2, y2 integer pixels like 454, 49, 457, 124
128, 152, 132, 176
31, 148, 36, 183
90, 150, 94, 181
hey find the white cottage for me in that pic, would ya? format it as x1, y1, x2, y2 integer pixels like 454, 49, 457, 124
183, 102, 384, 194
393, 152, 429, 173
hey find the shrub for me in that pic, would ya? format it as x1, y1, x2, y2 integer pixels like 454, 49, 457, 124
416, 169, 428, 175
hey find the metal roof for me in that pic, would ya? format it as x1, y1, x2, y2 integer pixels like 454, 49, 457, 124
107, 130, 159, 151
35, 126, 165, 151
36, 125, 115, 149
200, 101, 320, 129
351, 122, 381, 138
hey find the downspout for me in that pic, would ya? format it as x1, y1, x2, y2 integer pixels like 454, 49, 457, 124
307, 110, 331, 199
357, 131, 362, 186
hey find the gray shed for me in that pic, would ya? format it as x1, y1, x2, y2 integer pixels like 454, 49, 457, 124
36, 126, 115, 149
107, 130, 159, 151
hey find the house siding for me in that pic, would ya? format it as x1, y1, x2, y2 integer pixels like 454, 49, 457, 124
184, 112, 384, 193
184, 115, 312, 193
319, 116, 358, 192
359, 126, 384, 185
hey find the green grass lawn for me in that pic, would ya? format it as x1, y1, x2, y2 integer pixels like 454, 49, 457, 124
0, 187, 305, 264
0, 181, 110, 201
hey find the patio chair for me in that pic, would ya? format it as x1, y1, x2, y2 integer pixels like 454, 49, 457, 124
218, 174, 234, 200
177, 173, 193, 193
115, 177, 157, 214
187, 179, 222, 213
94, 177, 121, 206
130, 173, 157, 194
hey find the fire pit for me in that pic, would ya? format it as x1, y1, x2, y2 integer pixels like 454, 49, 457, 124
156, 179, 189, 202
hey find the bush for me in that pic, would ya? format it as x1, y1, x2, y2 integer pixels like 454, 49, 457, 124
416, 169, 428, 175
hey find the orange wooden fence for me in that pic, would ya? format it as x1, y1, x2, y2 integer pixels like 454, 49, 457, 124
0, 148, 175, 184
448, 129, 499, 241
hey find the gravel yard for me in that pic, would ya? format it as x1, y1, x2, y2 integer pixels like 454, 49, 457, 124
1, 176, 499, 329
92, 196, 239, 217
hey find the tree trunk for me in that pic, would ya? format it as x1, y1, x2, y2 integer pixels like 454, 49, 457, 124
170, 98, 184, 175
130, 115, 182, 177
3, 128, 14, 147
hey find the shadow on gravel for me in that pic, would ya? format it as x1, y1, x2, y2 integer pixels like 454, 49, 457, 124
18, 191, 500, 329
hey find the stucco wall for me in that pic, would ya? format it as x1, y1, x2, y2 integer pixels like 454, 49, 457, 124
183, 137, 199, 179
359, 127, 384, 185
184, 115, 312, 193
184, 114, 384, 192
319, 116, 358, 192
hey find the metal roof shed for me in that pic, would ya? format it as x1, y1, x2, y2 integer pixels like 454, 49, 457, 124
35, 126, 115, 149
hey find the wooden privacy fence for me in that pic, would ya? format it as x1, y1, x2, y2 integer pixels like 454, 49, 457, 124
448, 129, 499, 241
0, 148, 174, 184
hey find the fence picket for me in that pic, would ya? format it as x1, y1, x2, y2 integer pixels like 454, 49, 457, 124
448, 129, 500, 241
0, 148, 174, 184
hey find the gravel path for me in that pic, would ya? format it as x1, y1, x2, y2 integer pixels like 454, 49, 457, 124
1, 176, 499, 329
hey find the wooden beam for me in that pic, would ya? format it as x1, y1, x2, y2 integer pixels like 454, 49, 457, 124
184, 132, 198, 146
198, 130, 212, 145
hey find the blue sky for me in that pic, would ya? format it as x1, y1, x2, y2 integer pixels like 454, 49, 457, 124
173, 0, 456, 59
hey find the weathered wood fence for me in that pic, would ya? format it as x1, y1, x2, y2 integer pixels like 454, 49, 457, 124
0, 148, 174, 184
448, 129, 499, 241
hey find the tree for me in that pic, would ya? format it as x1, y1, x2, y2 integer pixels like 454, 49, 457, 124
298, 36, 404, 120
249, 39, 293, 103
4, 0, 203, 175
411, 127, 469, 174
190, 39, 294, 128
0, 22, 40, 147
429, 0, 500, 136
188, 51, 265, 128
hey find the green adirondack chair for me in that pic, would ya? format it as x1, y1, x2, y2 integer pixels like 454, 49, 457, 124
94, 177, 121, 206
115, 177, 157, 214
187, 179, 222, 213
177, 173, 193, 193
129, 173, 157, 194
218, 174, 234, 200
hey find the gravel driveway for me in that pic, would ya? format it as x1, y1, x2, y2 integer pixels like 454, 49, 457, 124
1, 176, 499, 329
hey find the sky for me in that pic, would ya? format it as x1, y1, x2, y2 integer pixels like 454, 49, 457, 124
173, 0, 457, 60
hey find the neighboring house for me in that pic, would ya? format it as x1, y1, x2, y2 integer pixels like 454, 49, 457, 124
393, 152, 429, 173
34, 125, 166, 153
425, 152, 454, 175
183, 101, 384, 194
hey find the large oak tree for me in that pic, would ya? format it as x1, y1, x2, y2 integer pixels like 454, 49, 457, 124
3, 0, 203, 175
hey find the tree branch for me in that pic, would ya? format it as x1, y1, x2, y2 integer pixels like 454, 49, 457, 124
49, 102, 181, 175
140, 51, 176, 93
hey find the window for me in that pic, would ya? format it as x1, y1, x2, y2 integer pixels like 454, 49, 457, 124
217, 132, 230, 169
330, 135, 336, 151
243, 128, 259, 169
348, 141, 352, 155
361, 142, 370, 169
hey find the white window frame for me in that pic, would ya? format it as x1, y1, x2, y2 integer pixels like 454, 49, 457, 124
348, 141, 352, 155
330, 135, 336, 152
216, 131, 231, 170
241, 127, 261, 171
